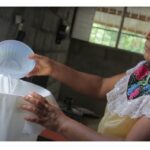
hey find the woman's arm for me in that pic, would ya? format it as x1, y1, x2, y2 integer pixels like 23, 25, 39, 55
21, 92, 150, 141
27, 54, 125, 99
57, 115, 122, 141
21, 92, 122, 141
59, 115, 150, 141
126, 116, 150, 141
51, 61, 125, 98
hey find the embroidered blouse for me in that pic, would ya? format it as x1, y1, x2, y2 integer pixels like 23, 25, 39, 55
98, 61, 150, 138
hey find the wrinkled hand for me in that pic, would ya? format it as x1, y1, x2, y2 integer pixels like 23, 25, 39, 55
27, 54, 53, 77
21, 92, 65, 132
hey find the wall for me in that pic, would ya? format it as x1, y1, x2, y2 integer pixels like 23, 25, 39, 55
0, 7, 75, 99
59, 38, 144, 116
72, 7, 95, 41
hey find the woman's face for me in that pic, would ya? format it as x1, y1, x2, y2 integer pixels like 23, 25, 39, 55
144, 32, 150, 62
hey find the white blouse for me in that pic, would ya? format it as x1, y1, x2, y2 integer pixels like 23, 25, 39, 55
106, 60, 150, 118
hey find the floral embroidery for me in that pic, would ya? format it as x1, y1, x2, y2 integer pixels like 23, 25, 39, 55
134, 64, 149, 80
127, 62, 150, 100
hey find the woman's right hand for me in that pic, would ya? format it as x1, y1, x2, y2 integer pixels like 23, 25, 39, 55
27, 54, 54, 77
21, 92, 68, 132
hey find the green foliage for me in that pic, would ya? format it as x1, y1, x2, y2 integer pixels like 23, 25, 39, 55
89, 23, 146, 54
119, 32, 146, 54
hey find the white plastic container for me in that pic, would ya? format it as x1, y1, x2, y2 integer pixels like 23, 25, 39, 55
0, 75, 56, 141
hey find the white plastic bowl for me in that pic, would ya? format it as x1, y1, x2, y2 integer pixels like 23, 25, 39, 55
0, 40, 35, 79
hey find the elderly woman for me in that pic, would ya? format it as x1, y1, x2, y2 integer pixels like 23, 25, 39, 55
21, 32, 150, 141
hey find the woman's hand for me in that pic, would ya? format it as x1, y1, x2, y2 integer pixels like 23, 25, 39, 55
27, 54, 54, 77
21, 92, 67, 132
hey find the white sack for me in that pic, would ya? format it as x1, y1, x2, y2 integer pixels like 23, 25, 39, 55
0, 74, 56, 141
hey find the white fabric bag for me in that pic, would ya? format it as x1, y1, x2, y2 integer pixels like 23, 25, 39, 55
0, 74, 56, 141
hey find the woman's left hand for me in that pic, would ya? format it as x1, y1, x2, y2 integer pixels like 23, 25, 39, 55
21, 92, 66, 132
